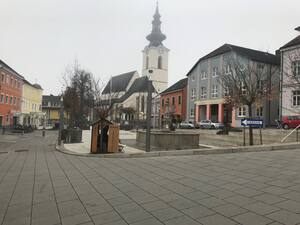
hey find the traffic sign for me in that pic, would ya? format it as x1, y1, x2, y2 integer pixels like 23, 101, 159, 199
241, 118, 263, 127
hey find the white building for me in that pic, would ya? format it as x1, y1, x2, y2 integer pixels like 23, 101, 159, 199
280, 27, 300, 118
99, 4, 169, 127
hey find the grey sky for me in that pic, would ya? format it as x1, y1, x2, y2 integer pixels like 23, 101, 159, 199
1, 0, 299, 95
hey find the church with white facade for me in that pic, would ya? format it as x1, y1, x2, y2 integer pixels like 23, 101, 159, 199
100, 4, 169, 126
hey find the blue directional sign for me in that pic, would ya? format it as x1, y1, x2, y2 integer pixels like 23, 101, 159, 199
241, 118, 263, 127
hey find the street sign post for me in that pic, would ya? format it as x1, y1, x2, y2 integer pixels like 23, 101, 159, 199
241, 118, 263, 127
241, 118, 264, 145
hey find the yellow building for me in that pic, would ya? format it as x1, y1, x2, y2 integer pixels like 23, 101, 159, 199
20, 80, 43, 127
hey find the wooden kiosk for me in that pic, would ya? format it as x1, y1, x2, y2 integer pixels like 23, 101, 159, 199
90, 119, 120, 154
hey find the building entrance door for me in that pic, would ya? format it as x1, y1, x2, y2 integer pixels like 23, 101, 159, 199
13, 117, 18, 126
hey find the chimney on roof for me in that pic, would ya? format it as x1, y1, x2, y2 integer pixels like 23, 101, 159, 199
295, 26, 300, 32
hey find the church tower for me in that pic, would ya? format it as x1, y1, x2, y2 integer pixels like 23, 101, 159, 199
142, 3, 169, 93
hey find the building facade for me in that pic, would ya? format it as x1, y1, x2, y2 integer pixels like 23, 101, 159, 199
42, 95, 65, 127
186, 44, 280, 127
160, 78, 187, 126
20, 80, 43, 127
280, 27, 300, 117
0, 60, 23, 127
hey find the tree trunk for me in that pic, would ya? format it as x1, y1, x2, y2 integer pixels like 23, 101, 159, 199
248, 104, 254, 145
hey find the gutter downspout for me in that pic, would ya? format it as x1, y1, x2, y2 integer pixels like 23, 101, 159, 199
279, 51, 283, 120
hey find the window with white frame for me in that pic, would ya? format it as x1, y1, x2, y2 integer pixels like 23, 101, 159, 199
201, 71, 207, 80
212, 67, 218, 77
211, 85, 218, 98
200, 87, 207, 99
0, 94, 3, 103
292, 61, 300, 77
257, 80, 265, 94
224, 86, 230, 96
191, 76, 195, 81
241, 81, 247, 95
190, 108, 195, 117
238, 106, 246, 117
292, 90, 300, 107
256, 106, 263, 117
191, 88, 196, 101
225, 65, 231, 75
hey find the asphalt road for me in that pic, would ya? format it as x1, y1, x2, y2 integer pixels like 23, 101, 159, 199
1, 131, 300, 225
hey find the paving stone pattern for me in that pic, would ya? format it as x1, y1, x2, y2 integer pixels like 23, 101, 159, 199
1, 131, 300, 225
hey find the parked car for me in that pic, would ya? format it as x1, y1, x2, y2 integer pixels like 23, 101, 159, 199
179, 122, 195, 129
281, 115, 300, 129
198, 120, 224, 129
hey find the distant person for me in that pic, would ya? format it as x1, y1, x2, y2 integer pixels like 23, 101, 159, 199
102, 125, 109, 153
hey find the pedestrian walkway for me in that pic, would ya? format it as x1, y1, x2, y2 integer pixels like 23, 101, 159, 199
1, 131, 300, 225
64, 129, 144, 154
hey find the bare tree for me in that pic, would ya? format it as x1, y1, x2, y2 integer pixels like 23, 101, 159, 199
62, 61, 96, 128
92, 76, 124, 121
219, 55, 279, 145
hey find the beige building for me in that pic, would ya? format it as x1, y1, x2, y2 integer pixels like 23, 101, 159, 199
20, 80, 43, 127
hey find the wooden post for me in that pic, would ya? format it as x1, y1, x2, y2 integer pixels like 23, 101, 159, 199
260, 127, 263, 145
145, 80, 152, 152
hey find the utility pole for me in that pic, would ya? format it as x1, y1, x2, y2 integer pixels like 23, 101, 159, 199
145, 79, 152, 152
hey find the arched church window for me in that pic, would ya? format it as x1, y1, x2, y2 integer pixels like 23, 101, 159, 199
146, 56, 149, 69
158, 56, 162, 69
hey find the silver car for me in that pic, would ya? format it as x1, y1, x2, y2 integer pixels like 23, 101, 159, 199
198, 120, 224, 129
179, 122, 195, 129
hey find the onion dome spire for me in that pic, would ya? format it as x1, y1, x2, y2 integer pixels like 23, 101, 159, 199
146, 2, 166, 47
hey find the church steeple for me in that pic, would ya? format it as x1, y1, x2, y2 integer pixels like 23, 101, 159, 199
146, 2, 166, 47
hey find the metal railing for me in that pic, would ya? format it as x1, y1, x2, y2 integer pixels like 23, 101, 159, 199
280, 124, 300, 143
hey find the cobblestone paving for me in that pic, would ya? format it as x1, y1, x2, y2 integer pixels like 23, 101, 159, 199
1, 131, 300, 225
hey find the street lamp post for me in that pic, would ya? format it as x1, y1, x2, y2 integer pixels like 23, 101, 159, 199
58, 95, 64, 146
145, 79, 152, 152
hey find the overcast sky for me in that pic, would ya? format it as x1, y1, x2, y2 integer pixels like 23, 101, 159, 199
1, 0, 299, 95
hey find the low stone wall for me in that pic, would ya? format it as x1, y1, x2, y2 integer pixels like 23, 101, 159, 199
136, 130, 200, 151
199, 129, 300, 147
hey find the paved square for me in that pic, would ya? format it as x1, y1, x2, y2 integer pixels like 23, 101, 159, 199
1, 131, 300, 225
